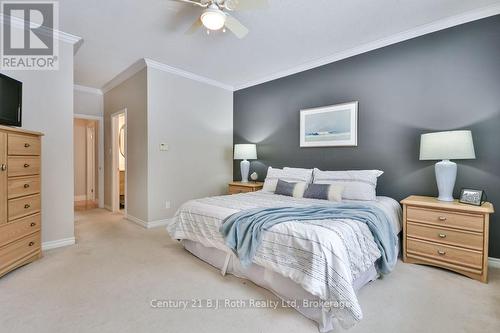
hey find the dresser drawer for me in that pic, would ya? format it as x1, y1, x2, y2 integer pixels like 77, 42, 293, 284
407, 222, 483, 251
7, 156, 40, 177
407, 238, 483, 270
8, 134, 41, 156
407, 206, 484, 232
8, 194, 41, 221
0, 214, 40, 248
0, 232, 40, 272
8, 176, 41, 199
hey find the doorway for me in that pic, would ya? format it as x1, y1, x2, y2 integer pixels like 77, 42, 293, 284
111, 110, 127, 213
74, 117, 101, 211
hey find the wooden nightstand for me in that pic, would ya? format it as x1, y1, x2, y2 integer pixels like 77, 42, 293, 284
401, 195, 494, 283
228, 181, 264, 195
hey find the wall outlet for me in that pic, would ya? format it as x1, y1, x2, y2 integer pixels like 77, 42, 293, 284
165, 201, 171, 209
160, 143, 169, 151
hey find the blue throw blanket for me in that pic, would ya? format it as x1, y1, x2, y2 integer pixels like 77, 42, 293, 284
220, 204, 397, 274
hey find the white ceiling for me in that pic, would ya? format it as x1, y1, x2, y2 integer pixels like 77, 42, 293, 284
60, 0, 500, 90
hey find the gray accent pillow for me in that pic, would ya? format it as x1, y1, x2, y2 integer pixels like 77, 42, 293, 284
304, 183, 344, 202
274, 179, 307, 198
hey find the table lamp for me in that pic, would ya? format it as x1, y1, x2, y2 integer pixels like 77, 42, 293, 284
234, 144, 257, 183
419, 130, 476, 202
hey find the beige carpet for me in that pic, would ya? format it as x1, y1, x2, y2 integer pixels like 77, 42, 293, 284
1, 209, 499, 333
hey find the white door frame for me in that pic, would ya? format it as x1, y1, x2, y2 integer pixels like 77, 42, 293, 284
74, 114, 104, 208
111, 109, 127, 214
86, 125, 96, 201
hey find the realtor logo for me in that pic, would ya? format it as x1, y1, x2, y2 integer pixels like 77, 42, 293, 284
1, 1, 59, 70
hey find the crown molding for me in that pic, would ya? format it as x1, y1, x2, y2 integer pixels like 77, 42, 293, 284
102, 58, 234, 93
101, 59, 147, 94
74, 84, 103, 95
234, 3, 500, 90
144, 58, 233, 91
0, 13, 82, 45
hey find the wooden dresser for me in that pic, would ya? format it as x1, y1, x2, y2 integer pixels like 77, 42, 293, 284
0, 126, 43, 278
401, 195, 494, 283
228, 181, 264, 194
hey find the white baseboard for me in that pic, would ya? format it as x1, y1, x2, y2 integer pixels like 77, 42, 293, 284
103, 204, 112, 211
489, 257, 500, 268
125, 214, 171, 229
74, 195, 87, 201
42, 237, 76, 251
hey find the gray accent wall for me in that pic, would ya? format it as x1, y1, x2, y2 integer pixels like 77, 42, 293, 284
233, 16, 500, 258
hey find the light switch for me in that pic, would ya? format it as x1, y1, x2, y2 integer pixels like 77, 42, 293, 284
160, 143, 169, 151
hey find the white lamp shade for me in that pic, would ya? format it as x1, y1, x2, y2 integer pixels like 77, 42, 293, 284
420, 130, 476, 161
234, 144, 257, 160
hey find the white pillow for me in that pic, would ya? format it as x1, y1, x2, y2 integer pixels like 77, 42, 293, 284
262, 167, 314, 192
312, 168, 383, 201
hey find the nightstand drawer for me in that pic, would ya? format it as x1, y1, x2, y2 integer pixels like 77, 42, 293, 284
407, 222, 483, 251
407, 207, 483, 232
229, 185, 252, 194
407, 238, 483, 270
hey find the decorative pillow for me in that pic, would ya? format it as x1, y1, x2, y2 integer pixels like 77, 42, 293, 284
262, 167, 314, 192
312, 168, 384, 201
274, 179, 307, 198
303, 183, 344, 202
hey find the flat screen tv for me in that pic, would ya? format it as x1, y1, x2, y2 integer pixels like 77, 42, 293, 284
0, 73, 22, 127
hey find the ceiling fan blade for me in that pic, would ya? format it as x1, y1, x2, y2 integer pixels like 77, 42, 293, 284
186, 17, 203, 34
225, 14, 249, 39
227, 0, 268, 10
170, 0, 207, 8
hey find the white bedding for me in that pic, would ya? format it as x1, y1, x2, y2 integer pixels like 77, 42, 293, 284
167, 191, 402, 329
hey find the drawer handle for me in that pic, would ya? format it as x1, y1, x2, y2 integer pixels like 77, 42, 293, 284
30, 222, 36, 227
0, 164, 6, 171
24, 163, 30, 168
24, 183, 30, 188
24, 204, 31, 209
437, 250, 446, 256
29, 241, 35, 247
438, 233, 447, 238
24, 143, 31, 148
438, 216, 447, 221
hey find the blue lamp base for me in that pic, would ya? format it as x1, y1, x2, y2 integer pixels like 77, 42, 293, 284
435, 160, 457, 202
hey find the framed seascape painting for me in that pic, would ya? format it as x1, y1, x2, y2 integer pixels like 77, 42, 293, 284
300, 101, 358, 147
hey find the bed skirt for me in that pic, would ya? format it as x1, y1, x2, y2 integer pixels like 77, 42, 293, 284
182, 239, 379, 332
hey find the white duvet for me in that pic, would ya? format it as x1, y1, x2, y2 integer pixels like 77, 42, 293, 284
167, 191, 401, 328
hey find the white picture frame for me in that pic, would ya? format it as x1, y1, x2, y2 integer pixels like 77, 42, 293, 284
300, 101, 358, 147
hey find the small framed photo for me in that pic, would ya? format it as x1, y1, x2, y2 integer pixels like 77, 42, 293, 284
459, 188, 486, 206
300, 101, 358, 147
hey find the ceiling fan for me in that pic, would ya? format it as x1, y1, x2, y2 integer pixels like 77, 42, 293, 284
171, 0, 268, 39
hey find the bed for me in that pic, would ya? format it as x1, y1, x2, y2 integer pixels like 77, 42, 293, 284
167, 190, 402, 332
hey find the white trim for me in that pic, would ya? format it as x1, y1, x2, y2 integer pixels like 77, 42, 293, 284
74, 85, 103, 95
104, 204, 112, 212
42, 237, 76, 251
0, 13, 82, 45
125, 214, 171, 229
111, 110, 127, 214
489, 257, 500, 269
144, 58, 234, 91
102, 59, 147, 94
234, 3, 500, 90
102, 58, 234, 94
74, 195, 86, 201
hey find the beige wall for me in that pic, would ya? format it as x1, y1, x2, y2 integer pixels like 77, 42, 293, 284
0, 41, 76, 244
103, 68, 148, 219
146, 67, 233, 222
73, 119, 98, 200
74, 89, 103, 117
74, 119, 87, 198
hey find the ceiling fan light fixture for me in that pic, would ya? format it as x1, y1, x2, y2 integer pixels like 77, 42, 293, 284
201, 7, 226, 31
